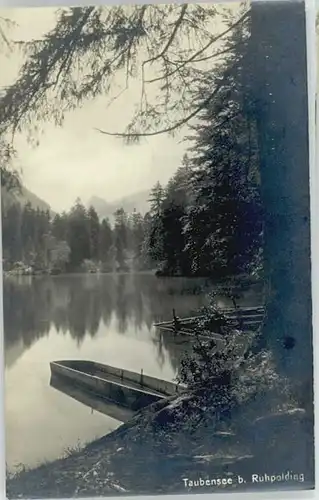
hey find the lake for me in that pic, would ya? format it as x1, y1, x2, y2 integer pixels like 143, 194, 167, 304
4, 273, 262, 472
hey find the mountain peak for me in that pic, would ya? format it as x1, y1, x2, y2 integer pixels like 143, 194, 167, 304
88, 190, 151, 220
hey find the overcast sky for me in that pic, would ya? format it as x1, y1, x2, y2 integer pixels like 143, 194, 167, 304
0, 5, 232, 212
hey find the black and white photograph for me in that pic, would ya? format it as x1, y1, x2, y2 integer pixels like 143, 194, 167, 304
0, 1, 315, 497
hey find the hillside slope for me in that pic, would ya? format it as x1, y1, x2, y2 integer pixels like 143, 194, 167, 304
1, 185, 52, 213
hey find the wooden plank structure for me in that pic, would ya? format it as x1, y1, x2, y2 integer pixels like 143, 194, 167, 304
153, 306, 265, 339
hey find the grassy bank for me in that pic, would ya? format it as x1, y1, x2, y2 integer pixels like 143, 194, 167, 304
7, 381, 311, 498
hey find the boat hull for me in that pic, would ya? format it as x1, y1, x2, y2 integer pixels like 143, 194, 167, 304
50, 360, 182, 411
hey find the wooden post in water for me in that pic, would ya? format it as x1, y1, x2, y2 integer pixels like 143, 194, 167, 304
140, 368, 144, 387
172, 308, 180, 335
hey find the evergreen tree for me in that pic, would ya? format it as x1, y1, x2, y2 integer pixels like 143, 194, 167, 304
99, 217, 113, 267
139, 213, 155, 270
52, 212, 68, 241
68, 199, 90, 269
147, 182, 165, 264
184, 18, 262, 278
32, 208, 51, 270
113, 208, 128, 271
131, 209, 145, 266
158, 159, 193, 275
159, 201, 189, 276
148, 182, 165, 218
165, 158, 192, 207
87, 206, 100, 261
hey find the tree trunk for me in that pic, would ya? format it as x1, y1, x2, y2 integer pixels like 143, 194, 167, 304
250, 0, 314, 479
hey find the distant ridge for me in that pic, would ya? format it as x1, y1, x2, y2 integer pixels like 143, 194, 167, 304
1, 185, 151, 220
1, 185, 53, 214
88, 190, 151, 221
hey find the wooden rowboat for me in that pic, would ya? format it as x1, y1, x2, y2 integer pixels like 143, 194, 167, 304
50, 360, 184, 411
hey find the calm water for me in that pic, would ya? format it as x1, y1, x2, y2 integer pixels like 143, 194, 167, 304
4, 273, 262, 471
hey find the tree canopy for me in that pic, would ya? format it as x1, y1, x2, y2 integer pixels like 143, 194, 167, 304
0, 3, 249, 142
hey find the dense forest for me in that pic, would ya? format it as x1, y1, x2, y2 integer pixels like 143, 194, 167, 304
2, 14, 263, 280
2, 198, 149, 274
2, 151, 262, 277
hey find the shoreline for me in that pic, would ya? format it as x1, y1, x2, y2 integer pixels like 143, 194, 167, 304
3, 269, 261, 285
6, 386, 309, 499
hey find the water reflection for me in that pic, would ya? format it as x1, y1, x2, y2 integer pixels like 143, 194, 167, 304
50, 374, 136, 423
5, 274, 213, 470
4, 273, 263, 470
4, 274, 212, 369
4, 273, 263, 370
